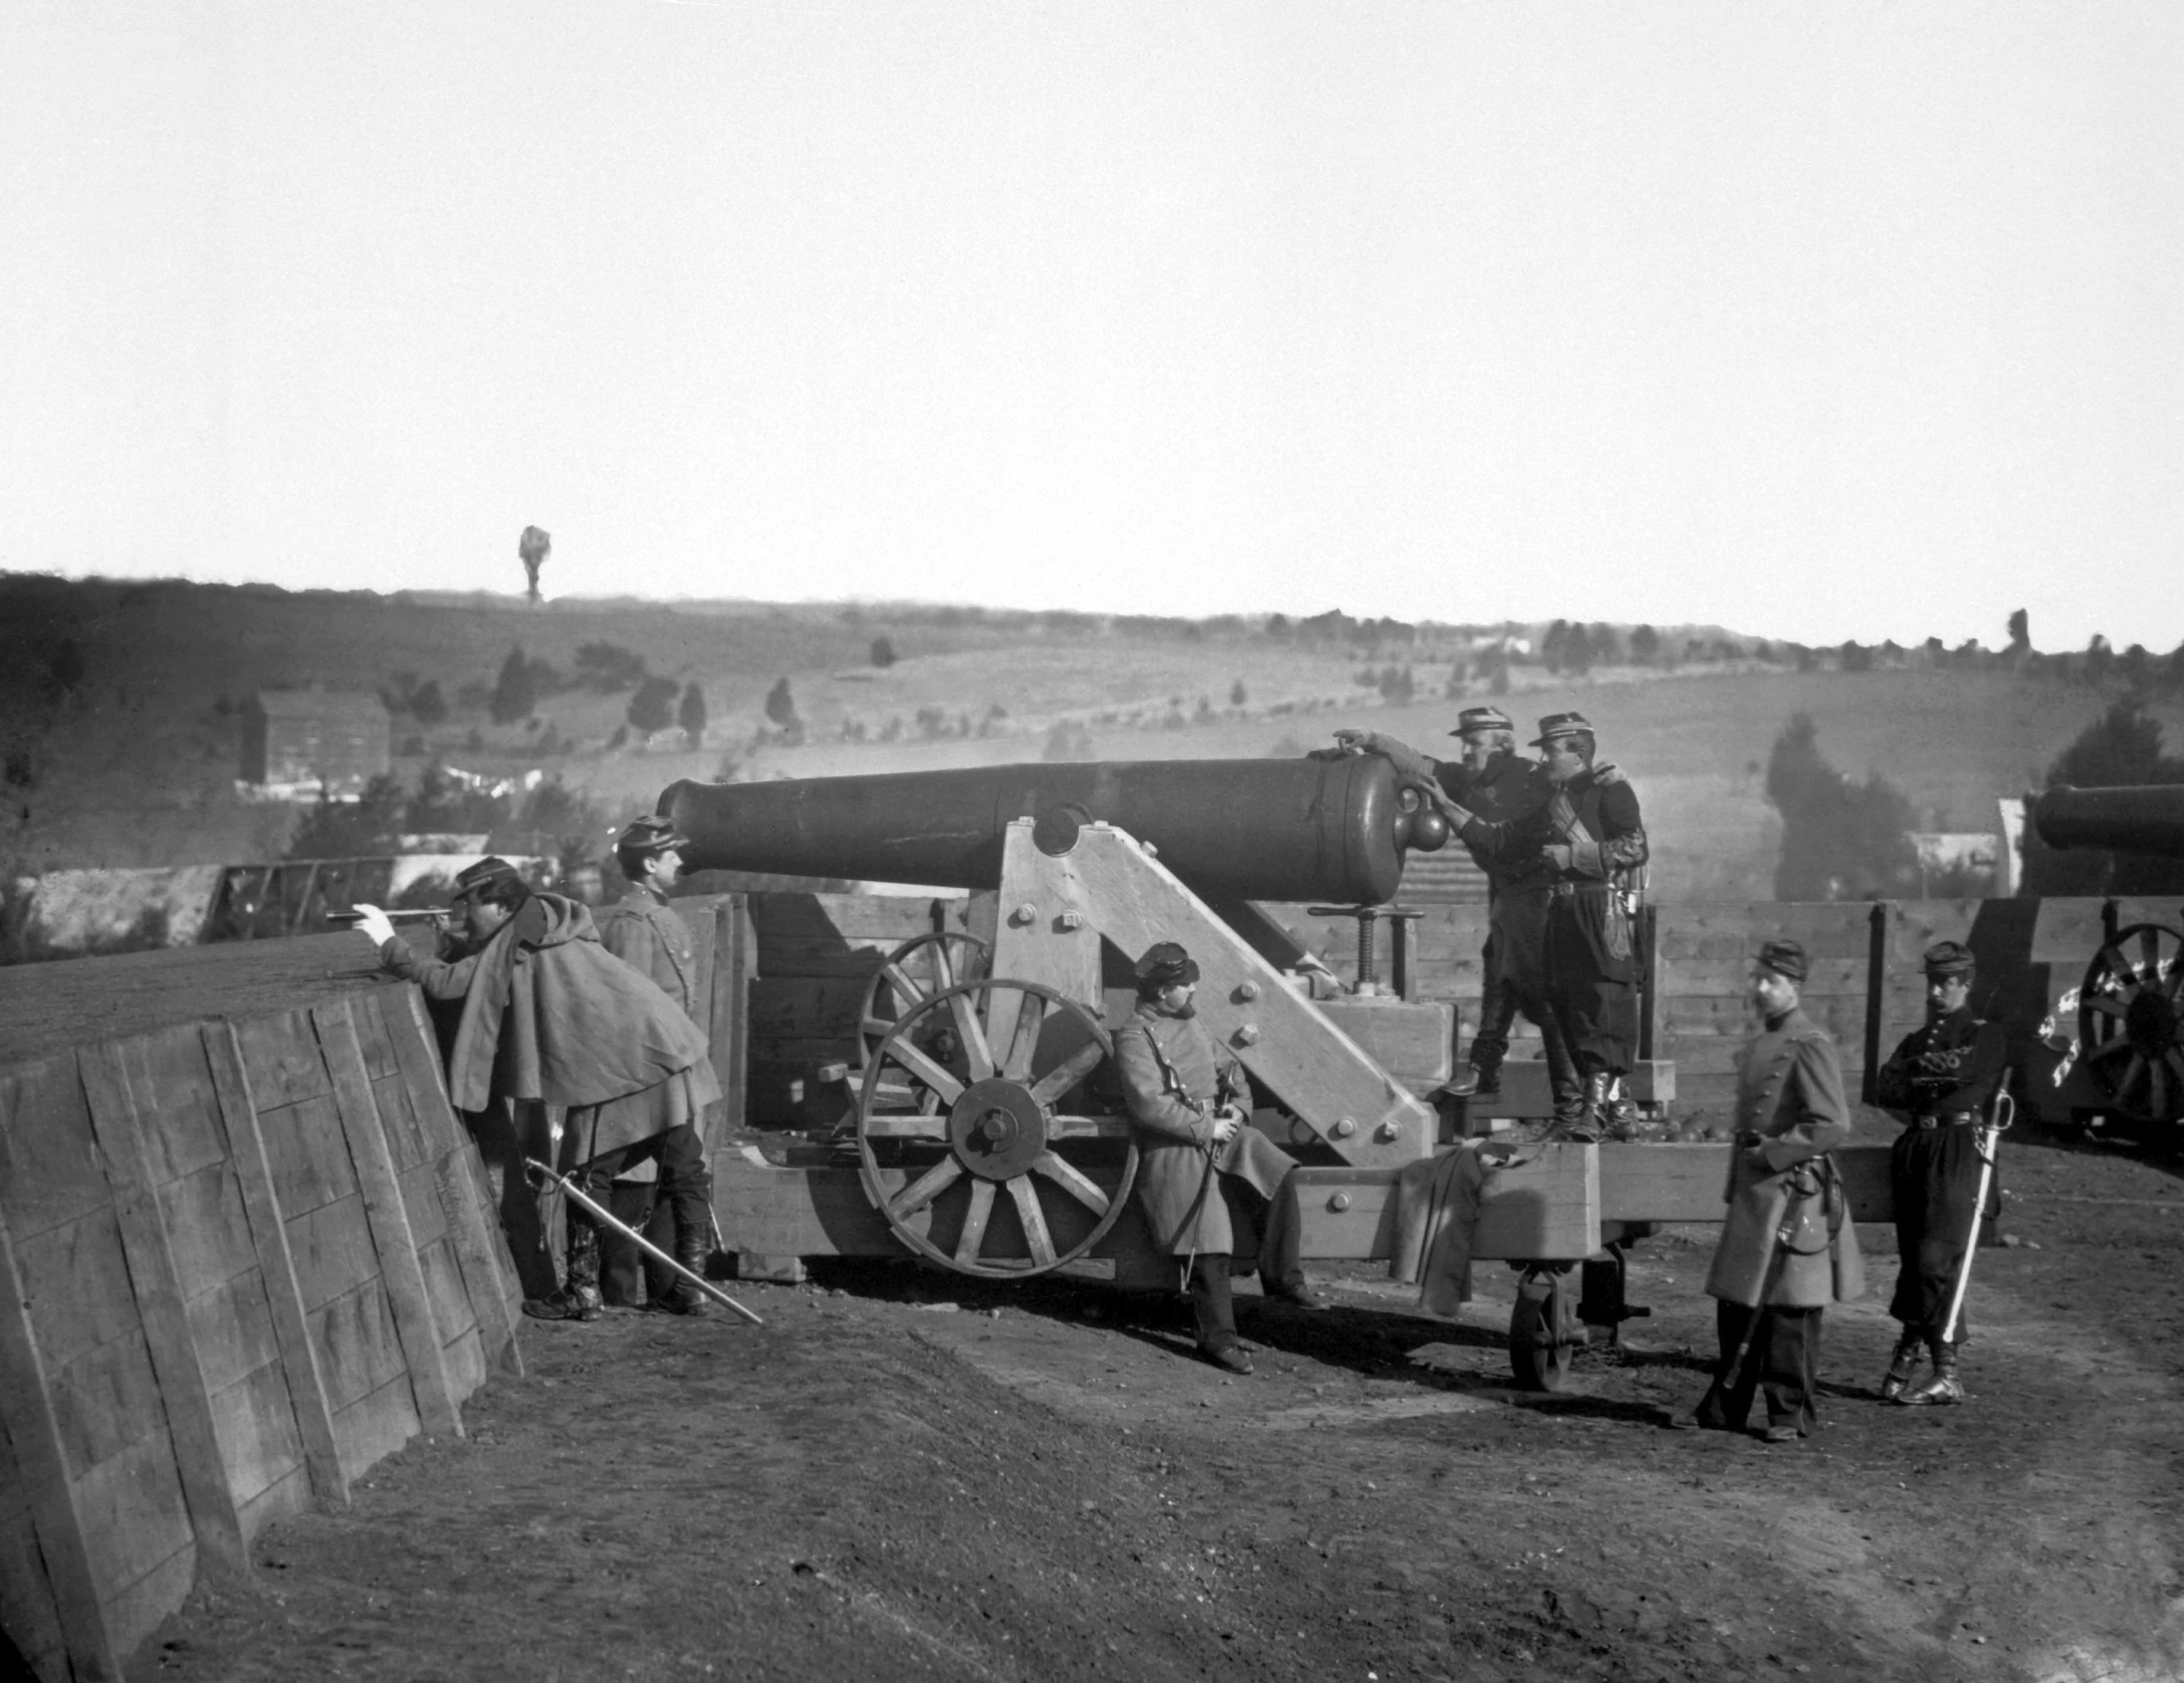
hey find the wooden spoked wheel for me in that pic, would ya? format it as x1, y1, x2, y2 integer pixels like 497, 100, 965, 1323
855, 978, 1136, 1278
849, 931, 992, 1085
2077, 924, 2184, 1127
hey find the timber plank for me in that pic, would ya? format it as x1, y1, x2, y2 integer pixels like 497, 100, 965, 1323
255, 1092, 361, 1218
201, 1021, 348, 1509
231, 1011, 335, 1110
100, 1539, 197, 1661
75, 1041, 251, 1585
1471, 1143, 1600, 1260
10, 1208, 139, 1373
330, 1374, 424, 1486
0, 1054, 112, 1244
384, 990, 525, 1376
415, 1237, 481, 1352
154, 1163, 260, 1301
69, 1429, 194, 1620
203, 1358, 306, 1512
1655, 957, 1869, 996
370, 1070, 432, 1176
118, 1028, 226, 1189
182, 1269, 281, 1396
346, 988, 403, 1084
310, 1280, 413, 1414
0, 1205, 126, 1683
750, 977, 872, 1038
0, 1459, 70, 1683
234, 1462, 311, 1548
313, 1003, 462, 1439
43, 1332, 167, 1480
285, 1197, 383, 1317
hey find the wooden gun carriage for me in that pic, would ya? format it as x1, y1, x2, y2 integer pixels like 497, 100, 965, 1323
661, 757, 1903, 1389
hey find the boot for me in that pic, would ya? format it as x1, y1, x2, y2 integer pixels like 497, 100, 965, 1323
1443, 1063, 1492, 1099
651, 1228, 713, 1316
1598, 1076, 1639, 1141
1879, 1330, 1923, 1402
524, 1220, 603, 1321
1553, 1074, 1610, 1144
1900, 1337, 1963, 1406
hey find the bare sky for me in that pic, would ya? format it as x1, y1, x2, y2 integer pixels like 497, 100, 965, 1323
4, 2, 2177, 651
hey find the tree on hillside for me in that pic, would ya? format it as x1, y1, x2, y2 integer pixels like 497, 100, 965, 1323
870, 635, 897, 668
2083, 634, 2113, 687
625, 675, 679, 736
1630, 624, 1659, 664
2006, 607, 2029, 656
286, 774, 409, 860
1541, 619, 1570, 672
1764, 713, 1918, 900
519, 525, 550, 604
678, 682, 707, 748
1230, 678, 1248, 706
2020, 698, 2184, 896
1840, 639, 1872, 673
491, 645, 538, 723
764, 678, 798, 729
410, 679, 448, 724
574, 641, 647, 692
1591, 623, 1624, 665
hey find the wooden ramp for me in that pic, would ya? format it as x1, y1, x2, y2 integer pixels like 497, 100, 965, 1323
0, 952, 522, 1682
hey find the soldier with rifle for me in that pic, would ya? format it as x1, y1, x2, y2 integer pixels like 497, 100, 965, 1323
1873, 940, 2008, 1404
1114, 941, 1329, 1374
1679, 940, 1865, 1441
1332, 706, 1583, 1125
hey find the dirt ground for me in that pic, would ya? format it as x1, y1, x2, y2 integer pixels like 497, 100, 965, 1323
133, 1123, 2184, 1683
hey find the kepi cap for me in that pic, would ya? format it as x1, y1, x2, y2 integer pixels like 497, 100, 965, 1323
1448, 704, 1515, 738
450, 856, 525, 903
615, 814, 690, 854
1922, 940, 1975, 977
1531, 710, 1595, 747
1134, 941, 1201, 993
1755, 938, 1808, 983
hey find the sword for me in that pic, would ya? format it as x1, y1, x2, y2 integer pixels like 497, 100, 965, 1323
524, 1159, 765, 1326
1938, 1074, 2013, 1345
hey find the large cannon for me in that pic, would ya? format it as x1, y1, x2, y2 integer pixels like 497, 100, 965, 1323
2032, 784, 2184, 1132
672, 757, 1704, 1389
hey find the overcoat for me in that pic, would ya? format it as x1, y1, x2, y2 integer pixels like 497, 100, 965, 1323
596, 888, 701, 1022
1702, 1006, 1866, 1308
1114, 1002, 1294, 1257
381, 893, 720, 1126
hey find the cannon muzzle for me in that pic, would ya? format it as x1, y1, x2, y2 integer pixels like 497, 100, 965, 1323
660, 756, 1440, 904
2032, 784, 2184, 858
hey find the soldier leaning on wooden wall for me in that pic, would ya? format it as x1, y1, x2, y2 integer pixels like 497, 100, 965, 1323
349, 856, 720, 1324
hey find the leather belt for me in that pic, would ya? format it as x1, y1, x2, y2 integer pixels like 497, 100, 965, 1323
1547, 881, 1608, 899
1913, 1113, 1977, 1130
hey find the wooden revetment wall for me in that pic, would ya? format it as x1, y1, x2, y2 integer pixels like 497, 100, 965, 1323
0, 941, 523, 1682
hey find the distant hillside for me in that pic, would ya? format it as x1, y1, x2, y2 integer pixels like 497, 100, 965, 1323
2, 573, 2172, 898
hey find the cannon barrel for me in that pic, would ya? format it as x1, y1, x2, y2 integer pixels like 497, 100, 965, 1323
2033, 784, 2184, 858
660, 756, 1432, 904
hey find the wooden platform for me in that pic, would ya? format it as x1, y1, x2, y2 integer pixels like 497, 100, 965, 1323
0, 964, 523, 1682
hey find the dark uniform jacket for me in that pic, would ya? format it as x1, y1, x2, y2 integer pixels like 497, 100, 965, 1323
1875, 1008, 2006, 1121
1439, 754, 1556, 894
1459, 772, 1649, 983
1703, 1007, 1866, 1308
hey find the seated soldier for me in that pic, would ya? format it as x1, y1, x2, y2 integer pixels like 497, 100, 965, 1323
350, 857, 721, 1323
1114, 941, 1329, 1375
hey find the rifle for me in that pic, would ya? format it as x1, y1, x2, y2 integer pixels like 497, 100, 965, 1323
1939, 1073, 2013, 1345
525, 1159, 765, 1326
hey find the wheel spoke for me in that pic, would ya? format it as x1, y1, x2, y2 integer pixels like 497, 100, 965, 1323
2165, 1047, 2184, 1087
2100, 946, 2142, 990
1030, 1040, 1105, 1106
862, 1016, 899, 1037
930, 940, 958, 992
946, 987, 996, 1082
860, 1116, 949, 1139
2151, 1062, 2170, 1120
1031, 1151, 1110, 1217
2089, 1037, 2134, 1064
1006, 1176, 1058, 1267
882, 961, 933, 1011
999, 994, 1047, 1082
2118, 1053, 2148, 1102
888, 1157, 964, 1221
2139, 928, 2161, 976
2084, 996, 2127, 1020
884, 1039, 965, 1106
954, 1179, 996, 1264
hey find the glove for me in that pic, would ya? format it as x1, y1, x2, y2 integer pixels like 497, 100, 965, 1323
1543, 844, 1575, 871
351, 904, 397, 948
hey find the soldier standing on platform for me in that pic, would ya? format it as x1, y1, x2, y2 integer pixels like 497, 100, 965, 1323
594, 816, 717, 1317
1332, 708, 1581, 1120
1873, 940, 2007, 1404
1423, 712, 1649, 1140
1115, 942, 1329, 1375
1682, 940, 1865, 1441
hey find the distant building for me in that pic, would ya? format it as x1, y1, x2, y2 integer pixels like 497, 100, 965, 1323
239, 688, 391, 797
